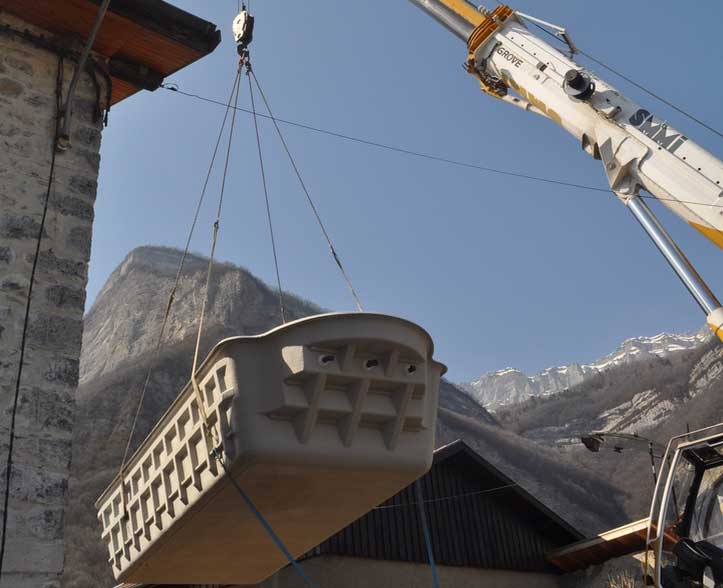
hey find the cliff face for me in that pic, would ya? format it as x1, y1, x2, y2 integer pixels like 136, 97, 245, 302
79, 246, 322, 386
61, 246, 626, 588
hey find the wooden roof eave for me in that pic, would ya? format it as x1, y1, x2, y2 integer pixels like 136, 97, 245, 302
0, 0, 221, 105
546, 517, 680, 573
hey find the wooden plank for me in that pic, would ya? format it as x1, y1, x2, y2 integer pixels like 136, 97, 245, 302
546, 518, 680, 572
110, 78, 139, 105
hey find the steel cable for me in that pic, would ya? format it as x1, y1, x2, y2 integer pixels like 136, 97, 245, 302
247, 62, 286, 323
249, 70, 365, 312
189, 64, 243, 440
525, 20, 723, 140
117, 67, 243, 497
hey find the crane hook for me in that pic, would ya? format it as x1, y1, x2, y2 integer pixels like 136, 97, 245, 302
233, 6, 255, 56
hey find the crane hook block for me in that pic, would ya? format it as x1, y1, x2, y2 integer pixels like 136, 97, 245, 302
95, 313, 446, 585
233, 9, 255, 55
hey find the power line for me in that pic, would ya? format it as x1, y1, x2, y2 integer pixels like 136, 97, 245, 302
373, 482, 518, 510
160, 83, 723, 210
161, 83, 608, 193
578, 49, 723, 141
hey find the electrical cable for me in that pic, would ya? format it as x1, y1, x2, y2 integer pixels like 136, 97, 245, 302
0, 54, 64, 581
578, 48, 723, 141
160, 83, 723, 211
373, 482, 518, 510
117, 67, 244, 495
249, 70, 365, 312
160, 84, 607, 192
247, 61, 286, 323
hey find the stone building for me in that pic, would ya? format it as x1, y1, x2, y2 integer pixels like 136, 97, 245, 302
0, 2, 219, 585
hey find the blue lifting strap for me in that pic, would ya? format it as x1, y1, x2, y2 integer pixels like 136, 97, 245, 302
212, 449, 317, 588
415, 478, 441, 588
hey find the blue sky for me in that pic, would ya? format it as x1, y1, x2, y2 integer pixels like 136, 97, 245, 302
89, 1, 723, 382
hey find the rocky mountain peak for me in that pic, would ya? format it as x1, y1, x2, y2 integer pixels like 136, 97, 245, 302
464, 328, 712, 410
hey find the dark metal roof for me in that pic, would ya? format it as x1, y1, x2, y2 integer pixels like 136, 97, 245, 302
306, 439, 583, 573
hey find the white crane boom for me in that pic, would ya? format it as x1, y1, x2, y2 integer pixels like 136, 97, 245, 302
408, 1, 723, 341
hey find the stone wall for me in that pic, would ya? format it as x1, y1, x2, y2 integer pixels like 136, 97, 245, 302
0, 11, 106, 587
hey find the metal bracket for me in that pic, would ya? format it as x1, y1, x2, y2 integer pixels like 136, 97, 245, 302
514, 11, 579, 58
57, 0, 111, 151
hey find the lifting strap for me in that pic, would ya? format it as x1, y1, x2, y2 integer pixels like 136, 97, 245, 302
189, 52, 317, 588
415, 479, 442, 588
249, 69, 365, 312
114, 10, 358, 582
190, 57, 244, 448
211, 447, 317, 587
247, 60, 286, 323
116, 65, 244, 516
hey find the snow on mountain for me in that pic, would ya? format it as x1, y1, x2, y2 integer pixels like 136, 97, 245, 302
464, 330, 712, 410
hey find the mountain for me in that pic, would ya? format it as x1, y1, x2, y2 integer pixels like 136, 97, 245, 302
61, 246, 625, 588
79, 246, 323, 386
464, 331, 712, 410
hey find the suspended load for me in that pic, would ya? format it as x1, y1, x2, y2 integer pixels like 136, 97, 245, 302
96, 312, 445, 585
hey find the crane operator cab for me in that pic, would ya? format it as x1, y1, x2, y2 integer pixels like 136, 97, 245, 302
647, 425, 723, 587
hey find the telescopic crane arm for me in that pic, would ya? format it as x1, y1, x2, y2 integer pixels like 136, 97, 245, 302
409, 0, 723, 342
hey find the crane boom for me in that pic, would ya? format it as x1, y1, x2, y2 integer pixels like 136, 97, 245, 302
408, 0, 723, 342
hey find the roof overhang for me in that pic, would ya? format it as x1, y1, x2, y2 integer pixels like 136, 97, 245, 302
0, 0, 220, 105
